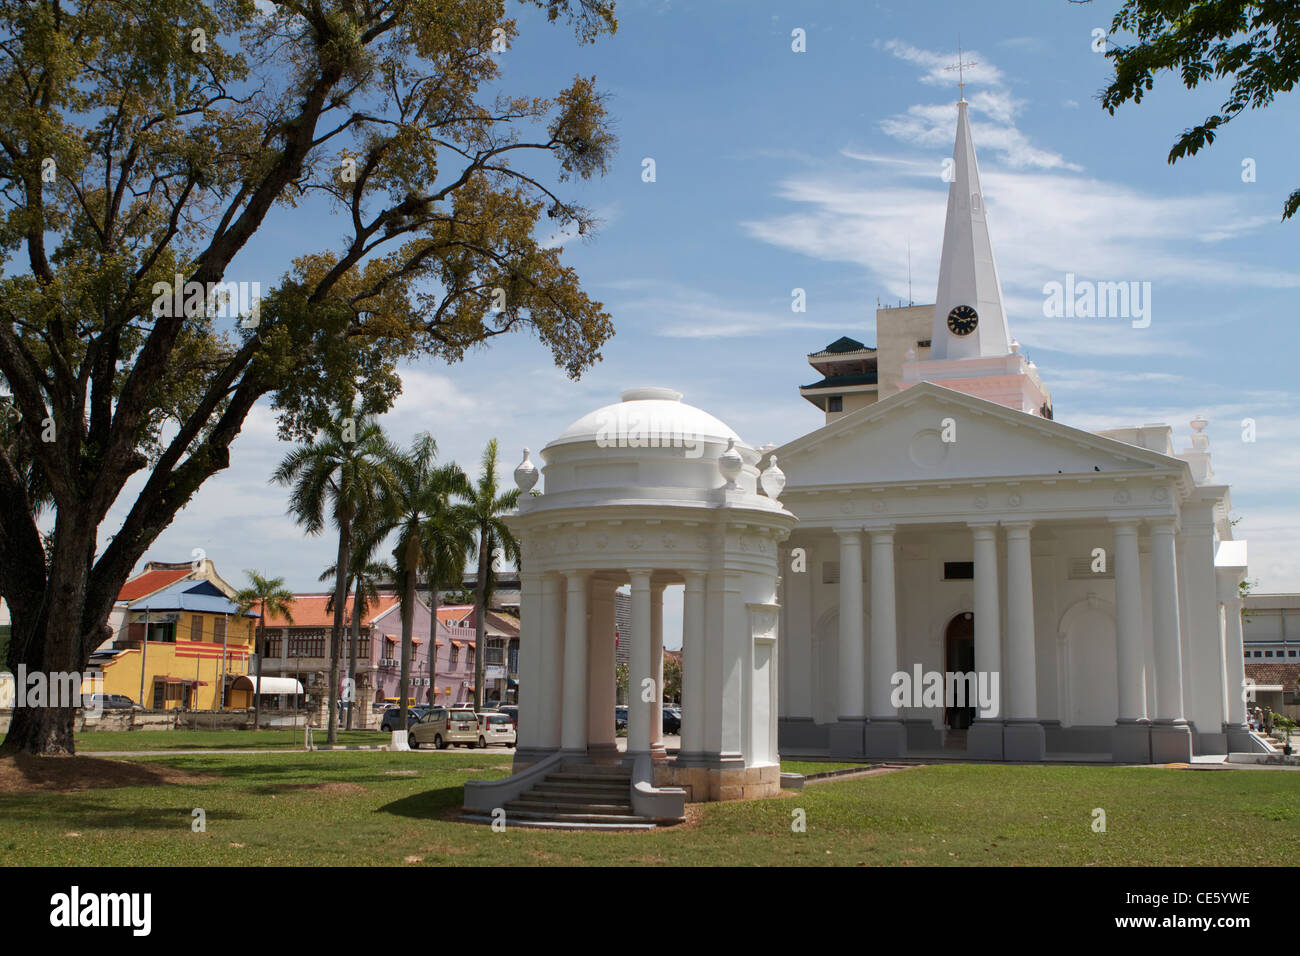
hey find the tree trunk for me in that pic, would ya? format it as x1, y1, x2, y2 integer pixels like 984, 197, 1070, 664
473, 528, 489, 713
347, 576, 361, 731
0, 518, 93, 755
252, 604, 264, 732
428, 577, 440, 706
327, 514, 352, 744
398, 537, 419, 733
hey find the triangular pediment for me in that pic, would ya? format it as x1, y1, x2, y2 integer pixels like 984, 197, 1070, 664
777, 383, 1187, 489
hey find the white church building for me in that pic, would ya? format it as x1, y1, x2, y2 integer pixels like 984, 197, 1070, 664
464, 94, 1255, 824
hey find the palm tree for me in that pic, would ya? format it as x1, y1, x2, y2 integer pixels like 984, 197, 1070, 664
370, 434, 473, 733
321, 540, 393, 730
272, 394, 395, 744
465, 439, 521, 712
233, 571, 295, 732
420, 495, 476, 708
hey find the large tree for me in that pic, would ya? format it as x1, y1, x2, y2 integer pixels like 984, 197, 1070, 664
1099, 0, 1300, 221
272, 391, 395, 743
0, 0, 616, 754
466, 438, 519, 712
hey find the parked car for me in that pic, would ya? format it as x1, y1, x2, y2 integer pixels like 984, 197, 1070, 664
88, 693, 142, 712
497, 704, 518, 729
380, 706, 427, 732
615, 705, 628, 730
476, 712, 517, 748
409, 706, 479, 749
662, 706, 682, 734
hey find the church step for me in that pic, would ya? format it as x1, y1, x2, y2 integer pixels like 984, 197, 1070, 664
547, 770, 632, 783
560, 762, 631, 777
540, 775, 630, 791
517, 790, 633, 807
501, 804, 656, 825
460, 813, 658, 831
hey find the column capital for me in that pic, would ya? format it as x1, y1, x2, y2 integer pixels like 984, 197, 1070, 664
682, 569, 707, 588
1002, 519, 1033, 535
968, 520, 999, 537
626, 567, 656, 579
865, 522, 897, 537
1147, 515, 1178, 532
1109, 516, 1141, 531
832, 525, 864, 540
560, 569, 591, 582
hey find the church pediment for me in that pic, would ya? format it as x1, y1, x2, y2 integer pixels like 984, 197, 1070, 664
777, 382, 1187, 490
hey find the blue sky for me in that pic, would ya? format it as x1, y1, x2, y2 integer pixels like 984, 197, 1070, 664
112, 0, 1300, 643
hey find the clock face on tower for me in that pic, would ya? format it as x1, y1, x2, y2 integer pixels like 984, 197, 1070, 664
947, 304, 979, 336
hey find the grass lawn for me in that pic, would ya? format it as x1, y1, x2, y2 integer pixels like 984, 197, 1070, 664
74, 729, 384, 751
1, 751, 1297, 866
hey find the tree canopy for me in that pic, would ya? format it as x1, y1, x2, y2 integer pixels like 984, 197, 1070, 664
0, 0, 617, 754
1100, 0, 1300, 220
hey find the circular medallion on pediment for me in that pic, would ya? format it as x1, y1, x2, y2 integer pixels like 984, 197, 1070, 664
663, 533, 677, 550
871, 500, 886, 513
1008, 493, 1022, 508
628, 533, 643, 550
566, 533, 580, 552
595, 532, 609, 550
840, 500, 852, 513
908, 429, 949, 469
695, 534, 710, 552
1153, 487, 1169, 502
974, 495, 988, 510
1113, 490, 1131, 505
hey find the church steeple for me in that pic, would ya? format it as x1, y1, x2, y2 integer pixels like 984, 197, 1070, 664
930, 99, 1012, 361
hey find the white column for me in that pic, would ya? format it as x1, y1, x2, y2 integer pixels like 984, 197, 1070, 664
516, 571, 542, 753
967, 522, 1004, 759
1149, 517, 1192, 761
650, 583, 665, 756
627, 569, 654, 757
1222, 581, 1248, 729
587, 580, 617, 757
1003, 522, 1037, 720
1003, 520, 1045, 760
560, 571, 589, 753
1150, 521, 1185, 721
1112, 520, 1147, 722
835, 528, 866, 721
681, 570, 707, 759
868, 526, 898, 719
537, 573, 563, 750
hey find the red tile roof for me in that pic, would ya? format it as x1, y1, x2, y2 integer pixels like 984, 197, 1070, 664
260, 593, 402, 628
1246, 662, 1300, 688
118, 568, 193, 602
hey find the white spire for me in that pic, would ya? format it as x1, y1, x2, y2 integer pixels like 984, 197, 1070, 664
930, 100, 1012, 360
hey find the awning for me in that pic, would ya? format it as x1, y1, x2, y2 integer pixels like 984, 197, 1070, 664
230, 676, 304, 695
451, 640, 464, 648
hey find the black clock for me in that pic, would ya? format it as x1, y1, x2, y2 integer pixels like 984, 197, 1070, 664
947, 304, 979, 336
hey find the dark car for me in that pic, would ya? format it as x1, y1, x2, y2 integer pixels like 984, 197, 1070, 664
497, 704, 518, 729
662, 707, 682, 734
380, 706, 427, 732
615, 705, 628, 731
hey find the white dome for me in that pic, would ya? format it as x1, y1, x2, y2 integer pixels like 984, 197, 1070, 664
550, 387, 744, 450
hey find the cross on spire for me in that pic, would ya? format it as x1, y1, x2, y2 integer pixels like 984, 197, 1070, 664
945, 39, 977, 102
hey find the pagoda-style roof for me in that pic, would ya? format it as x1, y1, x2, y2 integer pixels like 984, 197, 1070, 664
800, 371, 879, 391
808, 336, 874, 359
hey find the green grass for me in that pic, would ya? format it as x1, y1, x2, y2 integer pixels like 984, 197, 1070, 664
1, 753, 1297, 865
74, 729, 384, 752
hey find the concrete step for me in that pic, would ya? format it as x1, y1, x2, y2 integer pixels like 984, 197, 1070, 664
517, 790, 633, 807
506, 799, 635, 816
560, 762, 631, 777
536, 779, 629, 794
500, 805, 658, 825
460, 813, 657, 831
546, 770, 632, 784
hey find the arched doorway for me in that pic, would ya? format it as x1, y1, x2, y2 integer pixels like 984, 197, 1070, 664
944, 613, 975, 729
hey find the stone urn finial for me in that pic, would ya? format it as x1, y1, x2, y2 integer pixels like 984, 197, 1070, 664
514, 447, 538, 493
718, 437, 743, 490
760, 455, 786, 500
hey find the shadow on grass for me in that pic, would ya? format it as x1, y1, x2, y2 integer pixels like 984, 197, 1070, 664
375, 786, 468, 820
0, 798, 253, 830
